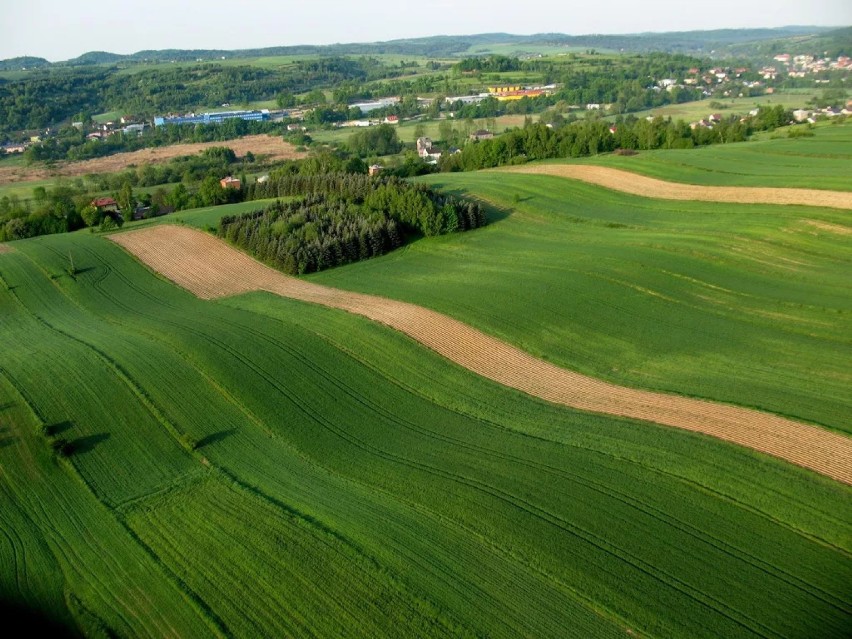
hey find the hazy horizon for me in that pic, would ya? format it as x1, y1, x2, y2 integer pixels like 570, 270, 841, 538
2, 0, 850, 62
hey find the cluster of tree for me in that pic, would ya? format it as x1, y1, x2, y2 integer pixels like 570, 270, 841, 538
85, 146, 246, 191
219, 195, 403, 274
0, 184, 87, 240
455, 56, 523, 73
0, 150, 248, 241
246, 172, 485, 237
439, 106, 793, 172
222, 174, 484, 274
347, 124, 402, 157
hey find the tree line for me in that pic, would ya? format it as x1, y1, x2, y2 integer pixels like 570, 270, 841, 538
439, 106, 794, 172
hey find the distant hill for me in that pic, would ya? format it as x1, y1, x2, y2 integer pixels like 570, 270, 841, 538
0, 56, 50, 71
1, 26, 845, 70
723, 26, 852, 58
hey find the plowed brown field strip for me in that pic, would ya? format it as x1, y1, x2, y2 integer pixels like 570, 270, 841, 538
501, 165, 852, 210
111, 225, 852, 484
0, 136, 306, 186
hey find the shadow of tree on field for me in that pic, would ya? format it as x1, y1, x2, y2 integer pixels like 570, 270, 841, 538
195, 429, 236, 449
67, 433, 111, 455
0, 425, 15, 449
43, 421, 74, 437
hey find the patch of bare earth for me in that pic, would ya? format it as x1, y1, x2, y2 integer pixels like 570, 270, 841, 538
0, 135, 306, 186
111, 225, 852, 485
803, 219, 852, 235
0, 243, 13, 254
502, 165, 852, 210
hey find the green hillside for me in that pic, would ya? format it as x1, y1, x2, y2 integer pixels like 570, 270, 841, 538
311, 172, 852, 433
1, 206, 850, 637
572, 122, 852, 190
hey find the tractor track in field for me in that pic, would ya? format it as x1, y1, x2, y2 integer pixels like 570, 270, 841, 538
110, 225, 852, 485
500, 165, 852, 210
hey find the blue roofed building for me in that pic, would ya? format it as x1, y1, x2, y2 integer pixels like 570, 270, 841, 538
154, 109, 271, 126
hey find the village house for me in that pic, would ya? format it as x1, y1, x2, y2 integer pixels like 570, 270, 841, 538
469, 130, 494, 141
1, 143, 28, 154
416, 137, 442, 162
368, 164, 383, 176
220, 177, 241, 190
122, 124, 145, 136
383, 115, 399, 125
416, 137, 433, 156
91, 197, 119, 213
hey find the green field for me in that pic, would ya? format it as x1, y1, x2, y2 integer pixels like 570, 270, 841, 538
2, 127, 852, 638
311, 171, 852, 433
1, 216, 850, 638
572, 121, 852, 190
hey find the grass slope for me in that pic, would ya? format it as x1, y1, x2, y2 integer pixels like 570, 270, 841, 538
310, 171, 852, 433
0, 227, 849, 638
572, 121, 852, 191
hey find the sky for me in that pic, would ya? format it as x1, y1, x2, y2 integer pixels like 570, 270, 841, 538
2, 0, 850, 61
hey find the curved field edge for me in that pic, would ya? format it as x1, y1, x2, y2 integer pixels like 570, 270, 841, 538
498, 165, 852, 210
110, 225, 852, 485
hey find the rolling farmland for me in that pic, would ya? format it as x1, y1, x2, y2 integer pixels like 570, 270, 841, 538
313, 171, 852, 435
1, 130, 851, 637
112, 224, 852, 483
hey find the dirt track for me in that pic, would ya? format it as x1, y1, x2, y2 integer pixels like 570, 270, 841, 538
0, 135, 306, 186
0, 244, 13, 254
111, 225, 852, 485
501, 165, 852, 210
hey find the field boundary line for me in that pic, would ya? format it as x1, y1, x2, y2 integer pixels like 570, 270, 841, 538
110, 225, 852, 485
499, 165, 852, 210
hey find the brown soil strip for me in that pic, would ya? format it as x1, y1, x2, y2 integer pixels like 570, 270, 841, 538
111, 225, 852, 485
0, 135, 306, 186
0, 243, 13, 254
501, 165, 852, 210
803, 220, 852, 235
